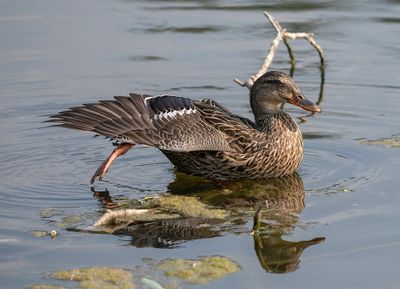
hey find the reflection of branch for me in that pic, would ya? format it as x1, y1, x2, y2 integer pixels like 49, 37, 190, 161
234, 12, 325, 89
316, 64, 325, 105
251, 205, 263, 235
297, 65, 325, 124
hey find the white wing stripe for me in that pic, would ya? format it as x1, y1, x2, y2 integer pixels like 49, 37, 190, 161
154, 108, 197, 120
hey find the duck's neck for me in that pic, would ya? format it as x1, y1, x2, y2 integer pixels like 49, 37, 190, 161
255, 109, 299, 134
253, 107, 282, 123
251, 101, 282, 123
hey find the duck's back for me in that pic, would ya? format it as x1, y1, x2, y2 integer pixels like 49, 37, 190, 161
162, 110, 303, 180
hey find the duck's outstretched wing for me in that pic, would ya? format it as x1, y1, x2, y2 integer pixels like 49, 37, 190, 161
47, 93, 257, 152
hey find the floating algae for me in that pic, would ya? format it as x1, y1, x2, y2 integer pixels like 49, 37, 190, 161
357, 134, 400, 148
51, 267, 135, 289
28, 230, 49, 238
29, 285, 68, 289
53, 211, 99, 229
151, 195, 229, 220
40, 208, 64, 219
28, 229, 59, 239
155, 256, 240, 285
31, 257, 239, 289
114, 198, 143, 209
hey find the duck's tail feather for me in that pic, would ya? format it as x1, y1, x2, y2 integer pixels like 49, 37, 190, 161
46, 93, 159, 146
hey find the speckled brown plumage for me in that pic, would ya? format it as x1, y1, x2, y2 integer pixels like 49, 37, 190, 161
48, 71, 320, 182
162, 111, 303, 179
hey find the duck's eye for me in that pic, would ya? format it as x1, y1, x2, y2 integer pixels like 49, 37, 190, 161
267, 80, 284, 86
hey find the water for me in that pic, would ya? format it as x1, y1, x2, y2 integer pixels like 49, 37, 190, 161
1, 0, 400, 288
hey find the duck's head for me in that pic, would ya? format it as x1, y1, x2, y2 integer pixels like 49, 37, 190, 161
250, 71, 320, 120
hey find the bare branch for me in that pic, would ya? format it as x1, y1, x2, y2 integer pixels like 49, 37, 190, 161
284, 32, 325, 66
264, 11, 284, 33
253, 27, 285, 81
234, 12, 326, 88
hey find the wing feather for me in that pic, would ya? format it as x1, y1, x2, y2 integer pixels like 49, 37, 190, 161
48, 94, 259, 152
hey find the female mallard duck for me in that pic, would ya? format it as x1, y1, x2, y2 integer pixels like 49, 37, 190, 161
49, 71, 320, 183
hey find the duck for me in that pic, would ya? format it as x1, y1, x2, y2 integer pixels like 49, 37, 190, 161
48, 71, 320, 183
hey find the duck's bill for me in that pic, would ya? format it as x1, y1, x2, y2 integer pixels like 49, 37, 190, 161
288, 94, 321, 113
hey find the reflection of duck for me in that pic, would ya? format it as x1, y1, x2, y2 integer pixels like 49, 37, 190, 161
169, 172, 305, 212
49, 71, 320, 183
170, 173, 325, 273
235, 174, 325, 274
253, 233, 324, 273
112, 217, 222, 248
92, 174, 324, 270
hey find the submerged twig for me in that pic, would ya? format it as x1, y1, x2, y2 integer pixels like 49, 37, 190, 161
234, 11, 325, 89
94, 208, 150, 227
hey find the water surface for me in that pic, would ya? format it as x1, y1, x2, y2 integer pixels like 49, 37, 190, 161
1, 0, 400, 288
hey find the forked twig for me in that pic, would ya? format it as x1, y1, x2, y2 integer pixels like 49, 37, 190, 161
234, 12, 325, 89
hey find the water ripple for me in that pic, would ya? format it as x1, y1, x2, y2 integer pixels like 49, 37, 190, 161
301, 139, 388, 194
